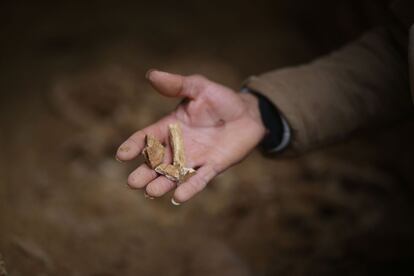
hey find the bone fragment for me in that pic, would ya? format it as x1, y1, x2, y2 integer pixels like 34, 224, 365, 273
169, 123, 185, 168
142, 135, 165, 169
141, 123, 197, 185
155, 163, 180, 182
179, 167, 197, 183
168, 123, 197, 184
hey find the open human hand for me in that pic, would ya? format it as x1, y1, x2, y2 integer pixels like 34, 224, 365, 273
116, 70, 266, 204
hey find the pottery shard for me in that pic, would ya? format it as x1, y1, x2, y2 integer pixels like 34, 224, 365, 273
155, 164, 180, 182
142, 135, 165, 169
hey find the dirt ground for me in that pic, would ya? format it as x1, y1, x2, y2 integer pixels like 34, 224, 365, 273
1, 1, 414, 275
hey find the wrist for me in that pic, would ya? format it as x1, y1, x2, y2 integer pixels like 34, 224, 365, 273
240, 88, 291, 153
239, 92, 266, 138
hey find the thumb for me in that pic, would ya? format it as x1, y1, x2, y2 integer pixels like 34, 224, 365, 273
145, 69, 183, 97
145, 70, 185, 98
146, 70, 204, 99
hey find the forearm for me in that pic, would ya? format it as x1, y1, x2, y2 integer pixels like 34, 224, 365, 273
245, 27, 413, 153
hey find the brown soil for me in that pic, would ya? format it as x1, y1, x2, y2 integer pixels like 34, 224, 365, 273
0, 1, 413, 275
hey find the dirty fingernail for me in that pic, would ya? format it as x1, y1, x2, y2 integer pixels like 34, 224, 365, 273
117, 141, 132, 155
144, 192, 155, 200
118, 145, 130, 153
171, 198, 181, 206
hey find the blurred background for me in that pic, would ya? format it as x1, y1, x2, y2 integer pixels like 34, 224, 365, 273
1, 0, 414, 275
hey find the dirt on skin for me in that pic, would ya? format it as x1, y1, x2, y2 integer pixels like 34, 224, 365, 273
1, 1, 414, 276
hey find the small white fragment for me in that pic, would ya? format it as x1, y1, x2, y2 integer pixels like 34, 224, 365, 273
171, 198, 181, 206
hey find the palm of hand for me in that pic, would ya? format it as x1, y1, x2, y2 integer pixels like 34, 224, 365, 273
116, 72, 265, 203
170, 85, 264, 172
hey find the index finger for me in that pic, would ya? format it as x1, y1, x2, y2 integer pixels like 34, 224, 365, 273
116, 117, 173, 161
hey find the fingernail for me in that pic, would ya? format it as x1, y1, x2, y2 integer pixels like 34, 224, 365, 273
171, 198, 181, 206
144, 192, 155, 200
117, 141, 131, 154
115, 156, 124, 163
145, 69, 158, 80
118, 146, 130, 153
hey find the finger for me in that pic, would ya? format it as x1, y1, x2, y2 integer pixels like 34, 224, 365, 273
172, 165, 217, 204
128, 138, 174, 190
116, 131, 146, 161
127, 164, 158, 189
116, 117, 171, 161
146, 70, 184, 98
146, 70, 206, 99
144, 141, 175, 197
145, 176, 176, 198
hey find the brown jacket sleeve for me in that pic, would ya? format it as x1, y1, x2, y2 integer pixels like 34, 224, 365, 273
245, 27, 413, 153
